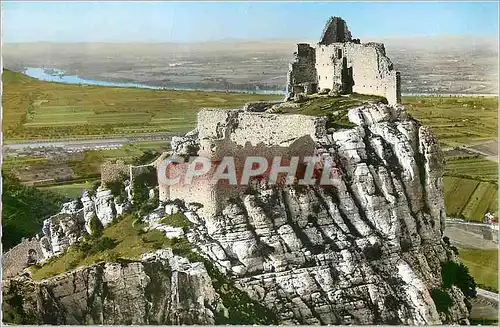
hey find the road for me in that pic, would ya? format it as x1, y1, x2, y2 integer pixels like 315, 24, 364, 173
444, 218, 498, 249
477, 288, 499, 302
456, 139, 499, 162
458, 145, 498, 163
3, 133, 182, 151
444, 217, 498, 320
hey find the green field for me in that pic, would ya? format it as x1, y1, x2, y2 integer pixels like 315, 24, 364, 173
458, 248, 498, 292
445, 156, 498, 183
443, 156, 498, 221
2, 156, 49, 171
38, 180, 99, 198
403, 96, 498, 147
2, 69, 282, 140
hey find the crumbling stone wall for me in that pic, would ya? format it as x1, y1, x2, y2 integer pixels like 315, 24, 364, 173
286, 16, 401, 105
316, 42, 400, 103
319, 16, 352, 45
285, 44, 318, 100
129, 164, 157, 203
3, 237, 44, 278
101, 160, 129, 185
159, 108, 326, 217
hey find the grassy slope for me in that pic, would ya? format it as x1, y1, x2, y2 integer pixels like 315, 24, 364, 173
274, 93, 384, 128
2, 69, 282, 140
2, 174, 65, 250
458, 248, 498, 292
29, 214, 183, 280
38, 180, 98, 199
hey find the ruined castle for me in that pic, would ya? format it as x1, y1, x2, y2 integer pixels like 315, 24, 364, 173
4, 17, 405, 272
4, 17, 474, 324
286, 16, 401, 105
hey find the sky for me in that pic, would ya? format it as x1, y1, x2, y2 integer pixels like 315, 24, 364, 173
2, 1, 499, 43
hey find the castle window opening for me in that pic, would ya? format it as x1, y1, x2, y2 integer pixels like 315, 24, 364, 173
337, 49, 342, 59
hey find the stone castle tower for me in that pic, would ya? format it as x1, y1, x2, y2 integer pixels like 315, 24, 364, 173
286, 17, 401, 105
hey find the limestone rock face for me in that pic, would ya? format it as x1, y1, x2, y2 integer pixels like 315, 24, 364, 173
39, 188, 132, 261
3, 249, 225, 325
180, 103, 468, 324
94, 187, 118, 226
39, 204, 86, 259
3, 103, 470, 325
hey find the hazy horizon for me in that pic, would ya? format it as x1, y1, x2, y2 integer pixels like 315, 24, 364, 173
3, 33, 499, 44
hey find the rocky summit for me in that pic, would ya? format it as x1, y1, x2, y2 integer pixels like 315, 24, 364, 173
3, 99, 471, 325
2, 16, 474, 326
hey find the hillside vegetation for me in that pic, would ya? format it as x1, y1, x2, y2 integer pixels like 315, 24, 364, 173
2, 174, 65, 250
28, 213, 193, 280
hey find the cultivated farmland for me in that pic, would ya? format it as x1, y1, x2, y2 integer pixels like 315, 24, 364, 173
442, 156, 498, 221
2, 69, 282, 141
458, 248, 498, 292
403, 96, 498, 147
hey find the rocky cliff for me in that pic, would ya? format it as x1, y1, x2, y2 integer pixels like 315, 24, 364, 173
3, 101, 472, 325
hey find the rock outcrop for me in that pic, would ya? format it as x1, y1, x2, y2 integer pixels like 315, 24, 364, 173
3, 189, 133, 272
3, 250, 225, 324
3, 101, 470, 325
170, 102, 466, 324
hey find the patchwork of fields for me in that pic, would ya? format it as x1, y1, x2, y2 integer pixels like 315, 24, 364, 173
458, 248, 498, 292
3, 69, 282, 140
442, 156, 498, 221
403, 96, 498, 147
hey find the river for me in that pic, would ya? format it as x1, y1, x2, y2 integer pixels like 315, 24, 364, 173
23, 67, 286, 95
23, 67, 496, 97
